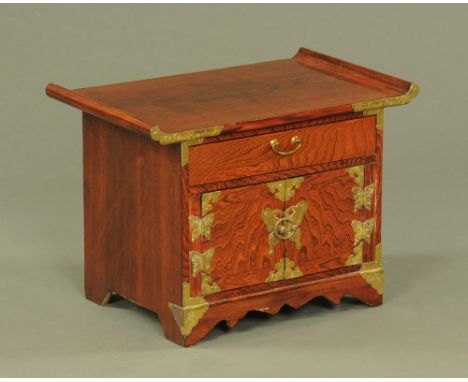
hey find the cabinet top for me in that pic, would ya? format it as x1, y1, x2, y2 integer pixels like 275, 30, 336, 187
46, 47, 418, 144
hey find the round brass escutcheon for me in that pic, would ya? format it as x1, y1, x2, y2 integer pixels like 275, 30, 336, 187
274, 217, 297, 240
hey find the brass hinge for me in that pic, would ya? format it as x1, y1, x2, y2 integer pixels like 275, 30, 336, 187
190, 248, 221, 295
352, 218, 376, 246
351, 183, 375, 212
189, 213, 214, 242
346, 165, 376, 267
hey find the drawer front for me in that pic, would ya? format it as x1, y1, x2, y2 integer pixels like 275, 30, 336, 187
189, 117, 375, 186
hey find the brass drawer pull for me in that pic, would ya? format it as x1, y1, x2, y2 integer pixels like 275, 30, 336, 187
274, 217, 297, 240
270, 136, 302, 156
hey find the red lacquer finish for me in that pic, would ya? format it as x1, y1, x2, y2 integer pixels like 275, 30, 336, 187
286, 168, 365, 275
46, 48, 418, 346
197, 183, 283, 293
82, 115, 184, 344
46, 47, 413, 139
189, 117, 375, 186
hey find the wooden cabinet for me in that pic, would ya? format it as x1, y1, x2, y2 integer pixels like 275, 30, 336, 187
46, 47, 419, 346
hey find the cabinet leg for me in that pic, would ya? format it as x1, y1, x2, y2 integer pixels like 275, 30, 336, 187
353, 288, 383, 307
85, 281, 112, 306
158, 308, 188, 347
84, 253, 112, 305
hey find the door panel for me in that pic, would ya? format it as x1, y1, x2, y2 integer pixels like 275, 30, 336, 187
190, 164, 374, 295
284, 165, 371, 277
196, 182, 283, 294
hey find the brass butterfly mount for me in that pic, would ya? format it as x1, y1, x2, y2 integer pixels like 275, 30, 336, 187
261, 200, 308, 257
345, 166, 383, 294
346, 165, 375, 266
190, 248, 221, 295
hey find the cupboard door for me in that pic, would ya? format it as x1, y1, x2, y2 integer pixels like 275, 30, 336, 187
191, 182, 284, 295
281, 165, 373, 278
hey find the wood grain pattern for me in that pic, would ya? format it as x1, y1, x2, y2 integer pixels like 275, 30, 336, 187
45, 47, 412, 346
203, 111, 363, 142
197, 183, 283, 293
285, 168, 364, 275
72, 58, 399, 134
189, 155, 375, 194
79, 113, 383, 347
189, 117, 376, 186
46, 47, 414, 139
82, 114, 184, 344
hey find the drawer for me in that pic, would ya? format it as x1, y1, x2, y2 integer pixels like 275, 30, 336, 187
189, 117, 376, 186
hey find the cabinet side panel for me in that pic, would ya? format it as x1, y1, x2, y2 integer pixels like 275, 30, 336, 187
82, 114, 183, 341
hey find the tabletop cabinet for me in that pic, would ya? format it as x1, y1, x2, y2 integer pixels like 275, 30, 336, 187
46, 47, 418, 346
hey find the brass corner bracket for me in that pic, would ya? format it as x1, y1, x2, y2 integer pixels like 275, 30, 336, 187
347, 165, 365, 188
201, 191, 221, 216
151, 125, 222, 166
362, 108, 384, 131
181, 138, 204, 166
352, 83, 420, 113
150, 125, 224, 145
360, 261, 384, 294
168, 282, 209, 337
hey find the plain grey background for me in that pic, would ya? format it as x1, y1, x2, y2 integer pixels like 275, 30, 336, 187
1, 4, 467, 377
